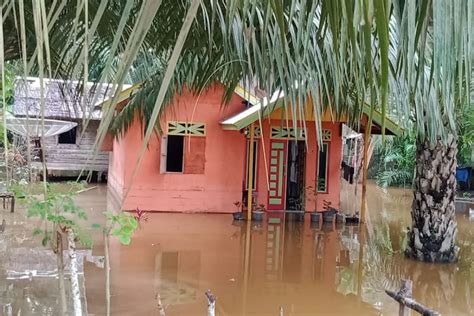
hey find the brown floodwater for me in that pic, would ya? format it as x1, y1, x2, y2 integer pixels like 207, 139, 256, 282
1, 182, 474, 315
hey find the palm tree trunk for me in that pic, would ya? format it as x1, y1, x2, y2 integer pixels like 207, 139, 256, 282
405, 136, 459, 263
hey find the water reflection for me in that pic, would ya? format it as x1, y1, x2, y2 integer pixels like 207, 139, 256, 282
155, 251, 200, 306
2, 183, 474, 315
85, 184, 474, 315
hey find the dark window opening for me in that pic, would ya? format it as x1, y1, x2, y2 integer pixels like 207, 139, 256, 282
317, 143, 329, 192
58, 127, 77, 144
166, 135, 184, 172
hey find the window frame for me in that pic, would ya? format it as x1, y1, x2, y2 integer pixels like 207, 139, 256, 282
316, 142, 329, 193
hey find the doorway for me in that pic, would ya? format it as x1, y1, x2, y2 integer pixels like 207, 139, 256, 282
286, 140, 306, 210
267, 139, 306, 211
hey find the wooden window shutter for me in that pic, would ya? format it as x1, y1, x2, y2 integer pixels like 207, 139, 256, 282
160, 136, 168, 173
184, 137, 206, 174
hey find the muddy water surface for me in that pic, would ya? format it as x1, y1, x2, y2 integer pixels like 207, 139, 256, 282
2, 183, 474, 315
83, 183, 474, 316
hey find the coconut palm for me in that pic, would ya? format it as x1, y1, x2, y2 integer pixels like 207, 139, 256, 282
2, 0, 473, 265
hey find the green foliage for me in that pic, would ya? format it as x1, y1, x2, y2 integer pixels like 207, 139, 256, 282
0, 122, 5, 147
0, 63, 15, 111
16, 181, 91, 248
0, 62, 16, 147
101, 212, 138, 246
371, 104, 473, 188
457, 105, 474, 167
371, 135, 416, 188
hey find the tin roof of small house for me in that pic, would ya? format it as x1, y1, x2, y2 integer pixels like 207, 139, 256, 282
221, 86, 403, 136
13, 77, 131, 120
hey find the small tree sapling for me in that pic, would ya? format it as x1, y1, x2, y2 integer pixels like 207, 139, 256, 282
21, 181, 91, 316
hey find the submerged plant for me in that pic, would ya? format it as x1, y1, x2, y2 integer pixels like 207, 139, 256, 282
134, 207, 149, 225
103, 211, 138, 245
233, 201, 242, 212
18, 181, 90, 315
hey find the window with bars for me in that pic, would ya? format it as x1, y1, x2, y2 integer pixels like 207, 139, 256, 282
317, 143, 329, 192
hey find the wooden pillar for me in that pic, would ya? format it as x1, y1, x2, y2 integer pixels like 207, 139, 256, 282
360, 127, 371, 224
242, 220, 252, 314
357, 223, 365, 297
247, 123, 255, 220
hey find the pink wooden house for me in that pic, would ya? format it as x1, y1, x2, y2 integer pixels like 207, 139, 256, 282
106, 84, 400, 213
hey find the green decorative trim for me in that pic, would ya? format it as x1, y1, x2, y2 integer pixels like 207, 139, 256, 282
271, 142, 284, 149
269, 190, 277, 197
245, 126, 261, 138
278, 151, 284, 195
268, 218, 281, 224
270, 126, 306, 140
269, 198, 282, 205
322, 129, 332, 141
317, 178, 327, 192
168, 121, 206, 136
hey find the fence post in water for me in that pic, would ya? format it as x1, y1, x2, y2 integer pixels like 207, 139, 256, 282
205, 289, 216, 316
66, 228, 83, 316
385, 279, 440, 316
56, 231, 67, 315
156, 294, 166, 316
398, 279, 412, 316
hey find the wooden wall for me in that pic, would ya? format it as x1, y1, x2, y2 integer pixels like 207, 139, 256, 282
42, 120, 109, 177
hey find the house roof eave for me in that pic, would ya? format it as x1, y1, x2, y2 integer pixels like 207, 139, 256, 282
222, 88, 403, 136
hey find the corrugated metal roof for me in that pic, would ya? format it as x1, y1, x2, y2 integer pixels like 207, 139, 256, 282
13, 77, 131, 120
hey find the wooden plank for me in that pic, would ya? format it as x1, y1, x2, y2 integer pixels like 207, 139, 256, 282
183, 137, 206, 174
247, 122, 255, 219
31, 162, 108, 172
40, 121, 109, 173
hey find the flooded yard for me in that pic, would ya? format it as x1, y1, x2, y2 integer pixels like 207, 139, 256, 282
1, 182, 474, 315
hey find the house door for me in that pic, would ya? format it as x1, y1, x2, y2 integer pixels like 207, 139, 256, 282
268, 140, 287, 210
286, 140, 306, 211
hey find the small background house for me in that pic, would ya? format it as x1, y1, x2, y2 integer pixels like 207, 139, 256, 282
13, 77, 125, 179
